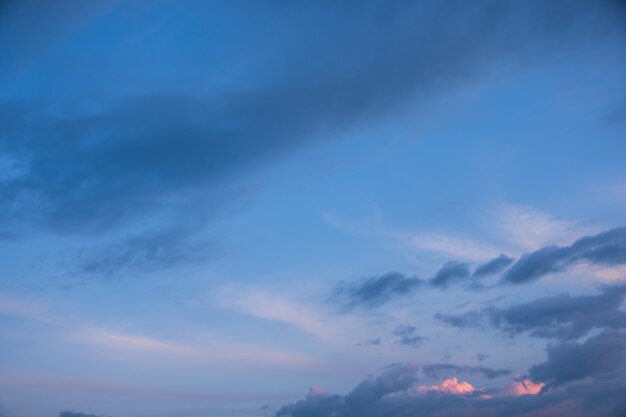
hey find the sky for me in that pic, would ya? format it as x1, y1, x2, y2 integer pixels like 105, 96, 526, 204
1, 1, 626, 416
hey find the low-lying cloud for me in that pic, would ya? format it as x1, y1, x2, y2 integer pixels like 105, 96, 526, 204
276, 341, 626, 417
435, 283, 626, 340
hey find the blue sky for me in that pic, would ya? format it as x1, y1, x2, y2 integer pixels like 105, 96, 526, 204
1, 1, 626, 417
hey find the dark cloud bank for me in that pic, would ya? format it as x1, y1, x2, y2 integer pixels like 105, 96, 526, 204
277, 334, 626, 417
1, 0, 624, 277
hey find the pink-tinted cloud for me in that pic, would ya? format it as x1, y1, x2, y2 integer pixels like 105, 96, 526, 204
0, 293, 61, 326
416, 377, 476, 395
506, 379, 544, 396
77, 327, 317, 368
307, 386, 328, 398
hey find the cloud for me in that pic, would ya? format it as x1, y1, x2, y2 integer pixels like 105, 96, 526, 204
357, 338, 381, 347
503, 227, 626, 284
494, 204, 591, 251
405, 232, 505, 262
308, 386, 329, 397
215, 286, 367, 344
529, 330, 626, 388
66, 226, 217, 279
415, 377, 476, 395
472, 254, 515, 278
434, 310, 484, 329
506, 379, 544, 396
331, 259, 477, 311
72, 324, 317, 368
392, 325, 424, 348
332, 226, 625, 312
333, 272, 424, 310
0, 293, 60, 325
277, 363, 422, 417
2, 0, 624, 276
343, 362, 420, 410
82, 326, 318, 368
489, 284, 626, 340
0, 292, 315, 368
422, 363, 511, 380
276, 354, 626, 417
217, 289, 332, 339
78, 327, 201, 356
434, 284, 626, 341
431, 261, 471, 288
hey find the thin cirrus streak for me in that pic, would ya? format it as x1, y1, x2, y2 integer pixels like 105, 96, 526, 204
493, 204, 593, 251
0, 293, 62, 326
405, 233, 505, 263
73, 326, 318, 368
0, 293, 316, 368
213, 286, 366, 343
323, 211, 506, 262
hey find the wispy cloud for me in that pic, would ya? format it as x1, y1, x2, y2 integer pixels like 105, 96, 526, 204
404, 232, 504, 262
214, 288, 332, 340
0, 293, 316, 368
0, 293, 61, 326
323, 210, 505, 262
213, 286, 369, 345
493, 204, 597, 251
392, 325, 424, 348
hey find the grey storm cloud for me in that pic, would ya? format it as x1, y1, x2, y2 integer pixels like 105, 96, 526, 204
435, 284, 626, 340
276, 357, 626, 417
472, 254, 515, 278
2, 0, 625, 276
503, 227, 626, 284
